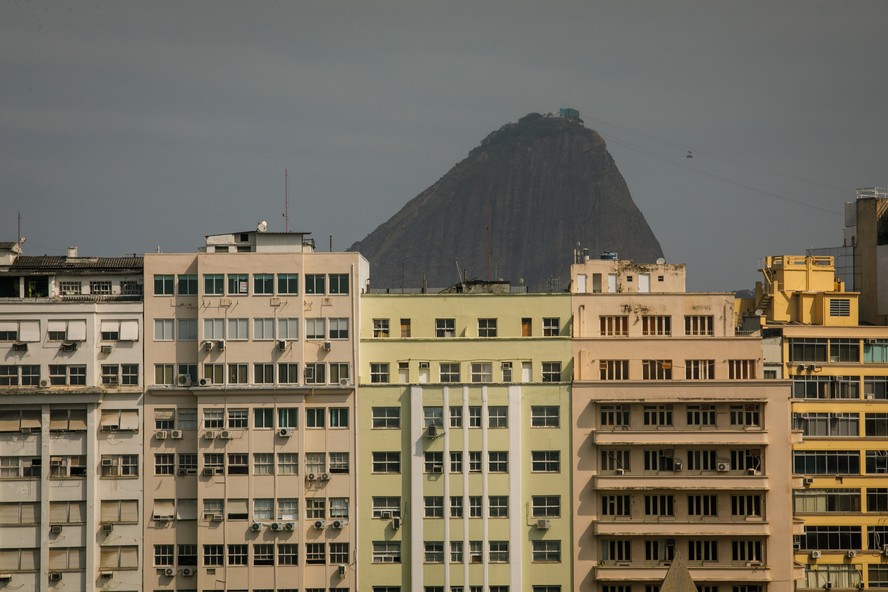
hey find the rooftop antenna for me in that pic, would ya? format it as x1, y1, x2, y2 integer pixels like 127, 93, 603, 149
283, 169, 290, 232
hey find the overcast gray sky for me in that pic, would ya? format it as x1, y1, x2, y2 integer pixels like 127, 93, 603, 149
2, 1, 886, 291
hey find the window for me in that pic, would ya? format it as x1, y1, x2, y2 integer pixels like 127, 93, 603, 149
228, 408, 248, 429
532, 405, 559, 427
795, 488, 861, 513
685, 359, 714, 380
731, 494, 762, 517
436, 318, 455, 338
478, 318, 497, 337
543, 317, 560, 336
155, 454, 175, 475
154, 319, 174, 341
276, 317, 299, 340
601, 449, 630, 472
602, 539, 631, 562
731, 540, 762, 562
328, 273, 349, 294
330, 497, 349, 518
687, 405, 716, 427
489, 406, 508, 428
372, 407, 400, 429
329, 317, 349, 339
252, 363, 274, 384
600, 360, 629, 380
469, 406, 482, 427
51, 409, 89, 432
728, 359, 756, 379
277, 273, 299, 294
688, 495, 718, 516
450, 451, 463, 473
250, 318, 274, 341
450, 406, 463, 427
154, 275, 174, 295
644, 449, 676, 471
449, 495, 464, 517
425, 452, 444, 474
532, 495, 561, 517
470, 540, 483, 563
790, 338, 828, 362
489, 541, 509, 563
373, 319, 390, 337
643, 405, 673, 426
642, 360, 672, 380
278, 363, 299, 384
373, 452, 400, 473
542, 361, 562, 382
532, 540, 561, 562
204, 453, 224, 473
100, 455, 139, 477
329, 452, 349, 473
330, 541, 349, 564
645, 495, 675, 516
253, 453, 274, 475
227, 318, 248, 340
329, 407, 349, 428
531, 451, 560, 472
687, 449, 717, 471
203, 544, 224, 566
370, 363, 390, 384
600, 494, 631, 516
682, 315, 714, 336
450, 541, 463, 563
440, 363, 460, 383
154, 544, 174, 566
278, 453, 298, 475
793, 450, 860, 474
177, 274, 197, 295
470, 362, 492, 383
227, 274, 249, 295
203, 318, 224, 340
469, 451, 482, 472
100, 499, 138, 524
489, 496, 508, 517
372, 497, 401, 518
306, 497, 326, 519
600, 404, 629, 428
227, 453, 248, 475
424, 496, 444, 518
306, 408, 325, 428
177, 318, 197, 340
153, 364, 173, 385
59, 280, 82, 295
830, 338, 860, 362
305, 274, 325, 295
305, 362, 326, 384
372, 541, 401, 563
90, 280, 113, 295
400, 318, 411, 337
99, 545, 138, 569
600, 316, 628, 336
228, 363, 248, 384
488, 451, 508, 472
688, 540, 718, 562
731, 404, 762, 427
306, 318, 326, 340
501, 361, 512, 381
642, 315, 671, 336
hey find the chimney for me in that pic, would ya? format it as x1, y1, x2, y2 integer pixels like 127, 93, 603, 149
67, 246, 78, 258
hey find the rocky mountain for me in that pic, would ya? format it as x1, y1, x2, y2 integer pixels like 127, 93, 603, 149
349, 112, 664, 291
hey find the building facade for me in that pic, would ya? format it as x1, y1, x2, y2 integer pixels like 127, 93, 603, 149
358, 286, 573, 592
0, 244, 144, 592
572, 256, 796, 592
142, 229, 367, 592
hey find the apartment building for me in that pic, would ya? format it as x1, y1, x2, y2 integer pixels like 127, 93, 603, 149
358, 283, 573, 592
742, 254, 888, 590
0, 243, 144, 592
572, 256, 796, 592
142, 228, 368, 592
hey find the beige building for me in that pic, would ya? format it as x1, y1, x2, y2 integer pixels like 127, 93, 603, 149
142, 228, 367, 591
0, 243, 145, 592
570, 256, 797, 592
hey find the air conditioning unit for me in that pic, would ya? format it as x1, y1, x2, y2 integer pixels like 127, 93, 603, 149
271, 522, 283, 531
101, 458, 114, 466
810, 550, 822, 559
204, 340, 214, 351
101, 523, 114, 533
210, 514, 224, 522
0, 574, 11, 582
332, 519, 345, 529
202, 467, 216, 476
320, 473, 331, 481
101, 424, 118, 432
100, 345, 112, 354
278, 427, 293, 437
615, 468, 625, 475
216, 340, 225, 351
251, 522, 262, 532
866, 338, 879, 344
673, 460, 683, 471
51, 460, 62, 467
154, 514, 173, 522
323, 341, 332, 351
847, 550, 857, 558
307, 473, 317, 481
858, 583, 865, 590
162, 567, 175, 577
106, 377, 119, 386
747, 468, 760, 475
277, 340, 287, 351
419, 361, 430, 369
804, 477, 814, 486
61, 342, 77, 352
825, 583, 833, 590
284, 521, 296, 531
339, 377, 350, 387
314, 519, 326, 529
99, 570, 113, 578
204, 431, 216, 439
219, 430, 233, 439
198, 378, 209, 386
12, 342, 27, 352
717, 462, 730, 472
170, 430, 183, 439
429, 465, 443, 474
392, 516, 401, 530
49, 572, 63, 581
537, 519, 551, 529
39, 379, 49, 387
883, 544, 888, 557
50, 525, 63, 534
181, 567, 195, 577
176, 374, 192, 387
426, 425, 439, 438
338, 564, 347, 577
155, 430, 168, 440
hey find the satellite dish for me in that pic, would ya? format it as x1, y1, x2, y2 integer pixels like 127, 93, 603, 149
656, 258, 666, 265
257, 220, 268, 232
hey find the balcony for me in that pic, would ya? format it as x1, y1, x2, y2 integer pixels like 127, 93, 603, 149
594, 564, 771, 582
593, 429, 767, 446
594, 474, 769, 491
594, 519, 770, 537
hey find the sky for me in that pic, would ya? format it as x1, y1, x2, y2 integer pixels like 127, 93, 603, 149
2, 1, 886, 292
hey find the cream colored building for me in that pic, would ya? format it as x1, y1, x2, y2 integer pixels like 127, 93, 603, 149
571, 256, 796, 592
358, 285, 573, 592
0, 244, 144, 592
142, 229, 367, 591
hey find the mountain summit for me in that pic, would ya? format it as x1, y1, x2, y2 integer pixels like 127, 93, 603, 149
349, 112, 664, 291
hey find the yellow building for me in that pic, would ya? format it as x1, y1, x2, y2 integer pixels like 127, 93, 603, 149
574, 256, 796, 592
358, 283, 573, 592
742, 255, 888, 590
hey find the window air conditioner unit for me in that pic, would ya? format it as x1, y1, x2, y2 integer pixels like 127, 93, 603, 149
181, 568, 195, 577
430, 465, 443, 474
203, 340, 214, 351
155, 430, 168, 440
804, 477, 814, 486
810, 550, 822, 559
277, 340, 287, 351
202, 467, 216, 476
380, 511, 393, 519
162, 567, 175, 577
320, 473, 331, 481
270, 522, 283, 531
307, 473, 317, 481
176, 374, 192, 387
338, 564, 347, 577
101, 523, 114, 533
537, 519, 551, 529
50, 525, 63, 534
49, 572, 63, 581
825, 583, 833, 590
313, 519, 326, 529
170, 430, 183, 439
154, 514, 173, 522
747, 468, 760, 475
847, 550, 857, 558
615, 468, 625, 475
673, 460, 682, 471
332, 520, 345, 529
50, 460, 63, 467
323, 341, 332, 351
100, 344, 112, 354
101, 458, 114, 466
216, 340, 225, 351
250, 522, 262, 532
392, 516, 401, 530
106, 377, 119, 386
858, 583, 865, 590
278, 427, 293, 437
210, 514, 223, 522
100, 570, 113, 578
866, 338, 879, 344
61, 342, 77, 352
0, 575, 11, 582
284, 521, 295, 531
419, 361, 430, 370
11, 342, 27, 352
426, 425, 439, 438
219, 430, 233, 440
204, 431, 216, 439
717, 462, 730, 472
101, 424, 118, 432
